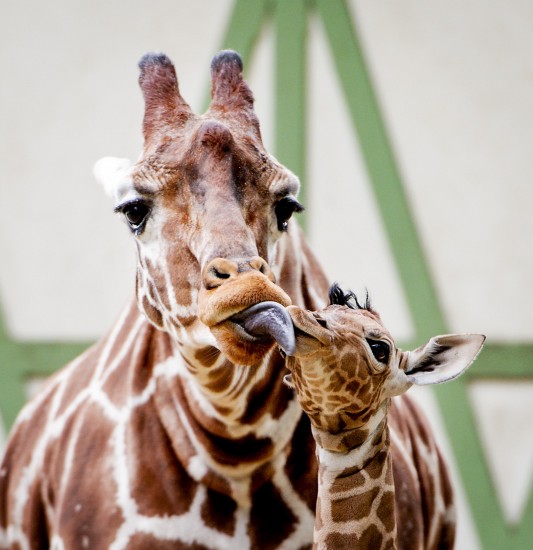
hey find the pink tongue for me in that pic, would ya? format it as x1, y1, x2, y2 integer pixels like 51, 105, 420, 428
231, 301, 296, 355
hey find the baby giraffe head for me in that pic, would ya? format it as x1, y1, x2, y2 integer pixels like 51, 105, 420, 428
281, 283, 485, 446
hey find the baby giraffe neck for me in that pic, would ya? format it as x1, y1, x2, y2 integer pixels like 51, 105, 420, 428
313, 413, 397, 550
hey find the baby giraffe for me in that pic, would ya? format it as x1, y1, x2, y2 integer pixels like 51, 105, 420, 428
281, 284, 485, 549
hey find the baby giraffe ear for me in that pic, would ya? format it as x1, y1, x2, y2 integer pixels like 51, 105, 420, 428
405, 334, 486, 386
93, 156, 134, 203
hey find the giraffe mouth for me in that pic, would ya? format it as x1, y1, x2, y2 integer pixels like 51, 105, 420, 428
197, 270, 293, 364
229, 301, 296, 355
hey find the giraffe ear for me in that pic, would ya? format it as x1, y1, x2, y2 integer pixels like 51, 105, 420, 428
93, 157, 134, 203
404, 334, 486, 386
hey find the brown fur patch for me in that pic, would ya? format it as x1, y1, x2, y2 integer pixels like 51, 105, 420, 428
52, 404, 125, 548
328, 469, 367, 494
129, 406, 198, 516
284, 414, 318, 513
249, 481, 297, 549
240, 353, 292, 423
195, 346, 221, 368
204, 359, 235, 395
141, 294, 164, 328
330, 486, 380, 523
200, 488, 237, 535
359, 524, 384, 547
324, 530, 362, 548
377, 490, 396, 533
366, 449, 388, 479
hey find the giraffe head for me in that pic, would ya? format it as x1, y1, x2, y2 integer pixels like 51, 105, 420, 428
94, 51, 302, 365
276, 284, 485, 443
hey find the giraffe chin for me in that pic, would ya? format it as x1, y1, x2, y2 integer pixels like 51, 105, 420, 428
210, 321, 279, 365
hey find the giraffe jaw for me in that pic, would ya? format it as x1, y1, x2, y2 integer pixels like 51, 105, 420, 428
208, 320, 282, 365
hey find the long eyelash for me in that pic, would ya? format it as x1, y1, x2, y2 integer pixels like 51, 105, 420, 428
114, 198, 142, 213
287, 198, 305, 213
276, 197, 304, 214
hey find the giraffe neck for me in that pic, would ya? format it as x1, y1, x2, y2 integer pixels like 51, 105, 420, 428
313, 407, 397, 549
154, 338, 302, 499
151, 225, 328, 503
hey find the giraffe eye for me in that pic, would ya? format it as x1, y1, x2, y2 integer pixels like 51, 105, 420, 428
117, 200, 151, 234
367, 339, 390, 364
274, 197, 304, 232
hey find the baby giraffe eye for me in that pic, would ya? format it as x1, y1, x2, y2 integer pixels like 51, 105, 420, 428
117, 200, 151, 234
366, 339, 390, 364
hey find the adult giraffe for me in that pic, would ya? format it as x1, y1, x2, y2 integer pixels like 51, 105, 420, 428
1, 51, 451, 549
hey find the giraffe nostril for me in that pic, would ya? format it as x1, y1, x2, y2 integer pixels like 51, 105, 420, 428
203, 258, 240, 289
249, 256, 275, 282
211, 267, 231, 280
203, 256, 276, 290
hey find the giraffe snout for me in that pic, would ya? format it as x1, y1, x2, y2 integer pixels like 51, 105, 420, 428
197, 256, 291, 364
203, 256, 275, 289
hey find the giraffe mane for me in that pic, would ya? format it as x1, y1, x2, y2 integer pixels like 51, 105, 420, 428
328, 282, 373, 312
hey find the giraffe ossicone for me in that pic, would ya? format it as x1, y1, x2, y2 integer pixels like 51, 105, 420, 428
258, 283, 485, 548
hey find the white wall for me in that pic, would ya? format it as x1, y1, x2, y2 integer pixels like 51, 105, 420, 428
1, 1, 532, 547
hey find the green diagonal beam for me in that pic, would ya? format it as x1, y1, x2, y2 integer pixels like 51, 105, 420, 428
274, 0, 308, 225
438, 348, 533, 549
219, 0, 273, 59
438, 379, 502, 541
315, 0, 446, 343
459, 345, 533, 548
203, 0, 271, 111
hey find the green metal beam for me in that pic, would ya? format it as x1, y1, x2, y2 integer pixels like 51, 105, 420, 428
464, 344, 533, 378
274, 0, 308, 223
315, 0, 446, 342
202, 0, 271, 111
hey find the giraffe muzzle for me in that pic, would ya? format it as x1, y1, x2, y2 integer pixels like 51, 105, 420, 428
198, 258, 291, 327
197, 259, 292, 365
